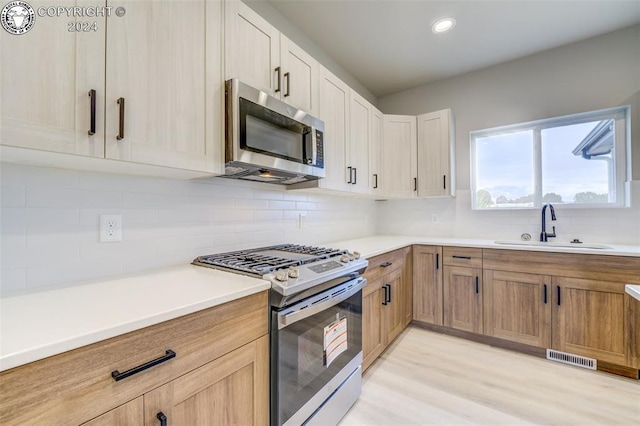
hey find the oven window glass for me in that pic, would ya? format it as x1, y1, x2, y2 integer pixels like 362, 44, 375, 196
273, 290, 362, 425
240, 98, 310, 163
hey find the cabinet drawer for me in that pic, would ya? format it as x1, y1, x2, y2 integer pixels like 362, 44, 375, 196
443, 247, 482, 268
363, 248, 406, 282
0, 291, 268, 426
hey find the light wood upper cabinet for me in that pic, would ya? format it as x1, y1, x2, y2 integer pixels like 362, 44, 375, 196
348, 90, 371, 194
382, 115, 417, 198
413, 245, 443, 326
225, 1, 318, 114
105, 0, 222, 173
2, 0, 224, 176
417, 109, 455, 197
1, 0, 105, 158
279, 35, 319, 114
314, 67, 351, 192
483, 270, 552, 348
370, 107, 384, 196
224, 0, 279, 94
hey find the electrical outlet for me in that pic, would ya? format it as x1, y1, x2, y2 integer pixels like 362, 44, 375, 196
100, 214, 122, 242
431, 214, 439, 223
298, 213, 307, 229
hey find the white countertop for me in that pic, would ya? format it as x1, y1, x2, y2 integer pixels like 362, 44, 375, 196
0, 265, 269, 372
328, 235, 640, 259
626, 285, 640, 302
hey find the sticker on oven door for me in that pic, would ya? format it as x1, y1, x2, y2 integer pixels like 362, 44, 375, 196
323, 316, 347, 367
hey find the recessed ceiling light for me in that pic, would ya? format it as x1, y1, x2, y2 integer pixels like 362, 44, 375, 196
432, 18, 456, 34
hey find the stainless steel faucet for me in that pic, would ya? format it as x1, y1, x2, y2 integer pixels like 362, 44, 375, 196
540, 203, 557, 242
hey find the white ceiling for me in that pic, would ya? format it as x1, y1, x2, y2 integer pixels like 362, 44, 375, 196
264, 0, 640, 98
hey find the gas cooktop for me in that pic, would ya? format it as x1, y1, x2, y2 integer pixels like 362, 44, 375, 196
193, 244, 368, 296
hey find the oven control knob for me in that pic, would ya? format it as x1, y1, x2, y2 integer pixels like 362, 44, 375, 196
275, 270, 289, 282
340, 255, 350, 263
353, 251, 361, 260
288, 267, 299, 278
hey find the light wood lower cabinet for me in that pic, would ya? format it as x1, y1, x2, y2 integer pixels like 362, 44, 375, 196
0, 291, 269, 426
362, 276, 385, 371
362, 248, 412, 371
552, 277, 631, 367
412, 245, 443, 325
415, 247, 640, 374
444, 266, 483, 334
483, 270, 552, 348
83, 397, 143, 426
144, 335, 269, 426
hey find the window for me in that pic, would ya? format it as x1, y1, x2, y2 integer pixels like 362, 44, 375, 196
471, 106, 630, 209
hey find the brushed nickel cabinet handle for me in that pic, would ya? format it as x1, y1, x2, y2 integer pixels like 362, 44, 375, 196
88, 89, 96, 136
116, 97, 125, 140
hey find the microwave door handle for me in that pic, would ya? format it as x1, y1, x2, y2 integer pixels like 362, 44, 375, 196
303, 128, 313, 165
277, 278, 366, 329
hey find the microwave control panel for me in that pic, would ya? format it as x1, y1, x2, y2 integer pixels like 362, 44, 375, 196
315, 130, 324, 168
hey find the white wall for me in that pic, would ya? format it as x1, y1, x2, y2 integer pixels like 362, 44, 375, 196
378, 24, 640, 184
0, 164, 376, 295
377, 25, 640, 245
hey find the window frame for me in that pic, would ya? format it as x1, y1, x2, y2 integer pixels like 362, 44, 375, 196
470, 106, 630, 210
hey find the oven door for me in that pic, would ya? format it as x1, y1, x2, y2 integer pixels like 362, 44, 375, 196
271, 277, 364, 426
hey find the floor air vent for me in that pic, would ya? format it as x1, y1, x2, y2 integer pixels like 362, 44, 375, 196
546, 349, 597, 370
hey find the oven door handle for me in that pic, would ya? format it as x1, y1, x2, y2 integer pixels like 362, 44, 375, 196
277, 278, 366, 329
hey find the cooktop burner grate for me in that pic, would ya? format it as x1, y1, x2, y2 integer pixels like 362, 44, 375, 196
193, 244, 347, 276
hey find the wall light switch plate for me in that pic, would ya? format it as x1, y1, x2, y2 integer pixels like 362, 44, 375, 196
298, 213, 307, 229
100, 214, 122, 242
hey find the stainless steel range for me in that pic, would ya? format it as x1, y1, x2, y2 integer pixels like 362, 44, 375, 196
193, 244, 368, 426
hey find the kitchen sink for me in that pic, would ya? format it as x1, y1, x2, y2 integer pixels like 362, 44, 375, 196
494, 240, 612, 250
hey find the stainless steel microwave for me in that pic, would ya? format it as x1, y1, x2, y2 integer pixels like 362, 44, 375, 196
224, 79, 325, 185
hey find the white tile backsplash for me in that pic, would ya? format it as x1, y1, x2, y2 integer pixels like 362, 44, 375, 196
377, 186, 640, 245
2, 163, 638, 295
0, 164, 376, 295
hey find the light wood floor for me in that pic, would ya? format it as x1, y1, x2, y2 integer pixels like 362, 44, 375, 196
341, 326, 640, 425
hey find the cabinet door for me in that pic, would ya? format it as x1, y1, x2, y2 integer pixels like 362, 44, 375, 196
348, 90, 371, 194
484, 270, 552, 347
382, 115, 417, 198
444, 266, 482, 333
383, 267, 405, 344
106, 0, 221, 172
225, 0, 280, 94
82, 397, 143, 426
413, 246, 443, 325
279, 35, 318, 114
362, 277, 384, 372
144, 335, 269, 426
1, 0, 105, 157
553, 277, 630, 366
417, 109, 455, 197
369, 107, 384, 196
317, 67, 351, 192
